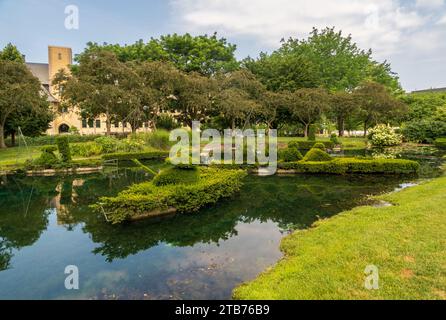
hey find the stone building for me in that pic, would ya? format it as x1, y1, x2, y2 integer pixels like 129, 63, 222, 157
26, 46, 140, 136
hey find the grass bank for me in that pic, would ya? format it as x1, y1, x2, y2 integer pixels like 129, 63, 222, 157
234, 175, 446, 300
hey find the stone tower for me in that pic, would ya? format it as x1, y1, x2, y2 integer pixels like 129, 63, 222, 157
48, 46, 72, 97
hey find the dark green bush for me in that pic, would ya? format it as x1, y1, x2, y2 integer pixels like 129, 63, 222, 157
308, 124, 316, 141
278, 158, 419, 174
94, 168, 247, 224
302, 148, 333, 162
56, 136, 72, 163
102, 151, 169, 161
279, 148, 303, 162
32, 146, 60, 169
95, 136, 119, 154
330, 133, 340, 145
152, 167, 199, 186
313, 143, 326, 151
434, 138, 446, 149
402, 120, 446, 143
156, 114, 180, 131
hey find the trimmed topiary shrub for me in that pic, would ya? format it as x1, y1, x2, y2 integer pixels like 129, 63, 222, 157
302, 148, 333, 162
56, 136, 72, 163
278, 158, 419, 174
32, 146, 60, 169
313, 143, 326, 151
94, 168, 247, 224
308, 124, 317, 141
279, 148, 303, 162
330, 133, 340, 145
152, 167, 199, 186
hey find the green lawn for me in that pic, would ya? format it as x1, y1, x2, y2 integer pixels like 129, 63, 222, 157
234, 175, 446, 300
0, 145, 43, 170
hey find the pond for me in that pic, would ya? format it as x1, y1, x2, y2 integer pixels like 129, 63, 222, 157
0, 148, 444, 300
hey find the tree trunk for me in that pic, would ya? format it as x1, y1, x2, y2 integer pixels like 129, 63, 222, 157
337, 117, 345, 137
363, 122, 368, 138
11, 132, 16, 146
0, 123, 6, 149
232, 118, 236, 131
105, 111, 111, 136
303, 123, 309, 138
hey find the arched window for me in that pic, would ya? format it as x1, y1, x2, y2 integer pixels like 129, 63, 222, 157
58, 124, 70, 134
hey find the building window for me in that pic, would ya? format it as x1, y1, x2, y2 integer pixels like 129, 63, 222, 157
58, 53, 62, 60
96, 120, 101, 128
82, 119, 87, 128
114, 121, 119, 128
88, 119, 94, 128
123, 122, 127, 128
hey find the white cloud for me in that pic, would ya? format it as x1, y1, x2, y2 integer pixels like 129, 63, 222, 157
169, 0, 437, 59
415, 0, 444, 8
438, 14, 446, 24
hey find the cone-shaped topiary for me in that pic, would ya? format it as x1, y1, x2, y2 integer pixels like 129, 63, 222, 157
303, 148, 333, 162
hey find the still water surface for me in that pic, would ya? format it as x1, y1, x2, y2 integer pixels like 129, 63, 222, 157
0, 148, 443, 299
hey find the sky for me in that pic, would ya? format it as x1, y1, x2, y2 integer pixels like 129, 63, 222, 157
1, 0, 446, 92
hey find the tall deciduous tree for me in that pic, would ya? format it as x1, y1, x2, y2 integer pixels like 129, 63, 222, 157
0, 60, 47, 148
285, 88, 330, 137
214, 70, 265, 130
55, 50, 136, 135
354, 81, 407, 137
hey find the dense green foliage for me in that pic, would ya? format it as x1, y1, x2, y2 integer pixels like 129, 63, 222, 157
278, 147, 303, 162
400, 92, 446, 143
56, 136, 72, 163
135, 130, 171, 150
434, 138, 446, 149
302, 148, 333, 162
95, 168, 247, 224
279, 158, 419, 174
70, 142, 103, 158
0, 44, 50, 149
102, 151, 169, 161
79, 33, 239, 76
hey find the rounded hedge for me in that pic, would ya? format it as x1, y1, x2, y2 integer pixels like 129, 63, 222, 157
279, 148, 303, 162
312, 143, 326, 151
303, 148, 333, 162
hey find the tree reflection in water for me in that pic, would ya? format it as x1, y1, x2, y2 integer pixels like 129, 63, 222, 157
0, 168, 410, 267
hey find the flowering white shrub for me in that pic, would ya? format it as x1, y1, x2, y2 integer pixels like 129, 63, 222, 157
368, 125, 402, 147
